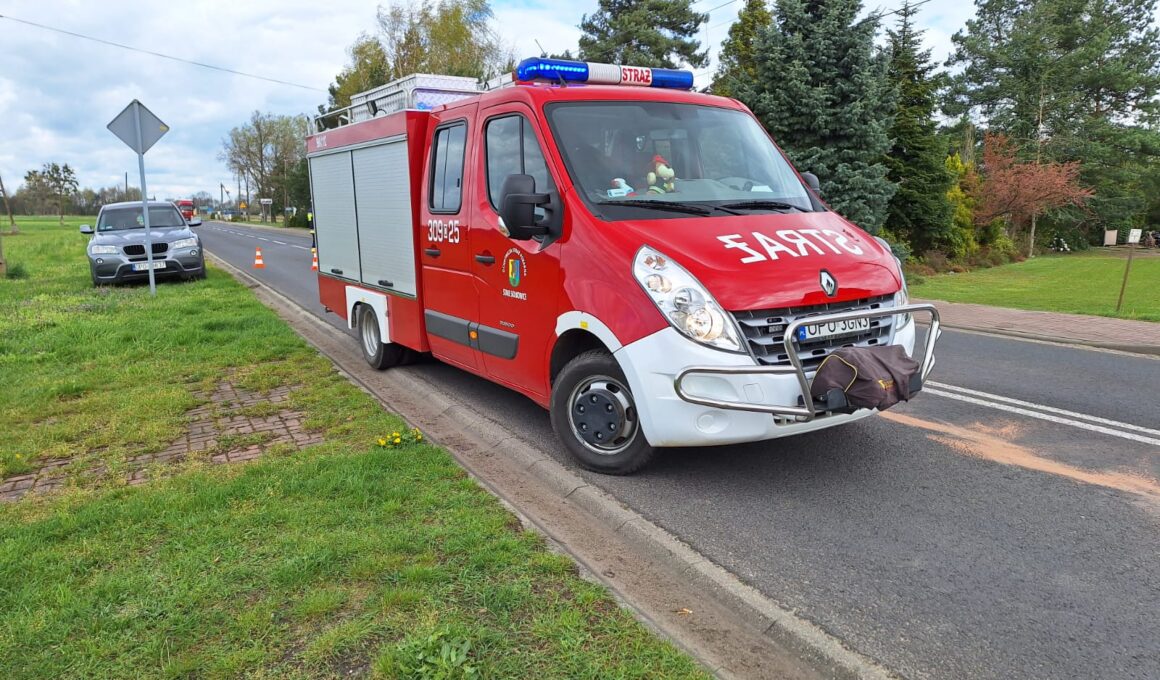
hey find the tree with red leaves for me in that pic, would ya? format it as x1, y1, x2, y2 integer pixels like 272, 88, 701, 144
975, 134, 1092, 256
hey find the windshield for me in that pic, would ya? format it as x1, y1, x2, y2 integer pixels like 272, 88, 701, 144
97, 207, 186, 231
545, 102, 815, 219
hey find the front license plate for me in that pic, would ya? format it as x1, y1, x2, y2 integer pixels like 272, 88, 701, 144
797, 317, 872, 342
132, 261, 167, 271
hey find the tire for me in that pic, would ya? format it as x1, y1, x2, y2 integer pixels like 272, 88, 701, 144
550, 349, 655, 475
356, 304, 408, 370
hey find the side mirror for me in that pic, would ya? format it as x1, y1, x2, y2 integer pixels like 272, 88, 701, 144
189, 217, 202, 227
498, 174, 550, 240
801, 172, 821, 194
80, 225, 93, 234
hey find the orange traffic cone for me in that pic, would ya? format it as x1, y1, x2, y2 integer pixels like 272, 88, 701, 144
253, 247, 265, 269
310, 248, 319, 271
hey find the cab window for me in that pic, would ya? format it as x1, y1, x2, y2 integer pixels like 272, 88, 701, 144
485, 115, 555, 211
430, 123, 466, 213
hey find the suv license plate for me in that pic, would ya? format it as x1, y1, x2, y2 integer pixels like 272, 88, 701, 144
132, 261, 167, 271
797, 317, 872, 342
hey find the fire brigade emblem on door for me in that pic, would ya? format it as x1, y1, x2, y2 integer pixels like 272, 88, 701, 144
502, 248, 529, 300
819, 269, 837, 297
508, 259, 521, 287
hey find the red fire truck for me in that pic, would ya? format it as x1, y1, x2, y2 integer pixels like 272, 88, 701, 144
175, 199, 195, 221
307, 59, 940, 474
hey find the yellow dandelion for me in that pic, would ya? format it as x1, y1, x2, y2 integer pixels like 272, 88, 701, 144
394, 438, 402, 444
416, 434, 423, 441
392, 432, 400, 438
378, 438, 386, 446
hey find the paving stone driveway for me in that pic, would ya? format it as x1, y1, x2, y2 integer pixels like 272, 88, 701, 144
1, 380, 323, 502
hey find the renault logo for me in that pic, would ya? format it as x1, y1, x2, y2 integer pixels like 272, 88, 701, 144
820, 270, 838, 297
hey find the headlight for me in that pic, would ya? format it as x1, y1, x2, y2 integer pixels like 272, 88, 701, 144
893, 257, 912, 329
89, 245, 118, 255
171, 237, 198, 249
633, 246, 744, 353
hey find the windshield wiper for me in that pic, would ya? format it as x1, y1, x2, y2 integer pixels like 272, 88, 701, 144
596, 199, 714, 216
716, 200, 806, 213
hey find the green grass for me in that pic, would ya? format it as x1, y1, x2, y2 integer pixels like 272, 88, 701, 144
910, 250, 1160, 321
0, 217, 707, 679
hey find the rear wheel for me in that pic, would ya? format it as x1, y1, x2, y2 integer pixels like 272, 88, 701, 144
357, 304, 409, 369
550, 350, 655, 475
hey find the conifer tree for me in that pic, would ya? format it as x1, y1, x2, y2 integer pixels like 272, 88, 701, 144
948, 0, 1160, 243
740, 0, 896, 233
882, 1, 953, 255
578, 0, 709, 69
712, 0, 773, 98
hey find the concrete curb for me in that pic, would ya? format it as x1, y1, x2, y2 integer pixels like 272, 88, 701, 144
912, 299, 1160, 357
936, 323, 1160, 357
206, 252, 899, 680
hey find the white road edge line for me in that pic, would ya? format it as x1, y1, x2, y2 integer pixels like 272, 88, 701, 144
925, 388, 1160, 447
928, 381, 1160, 437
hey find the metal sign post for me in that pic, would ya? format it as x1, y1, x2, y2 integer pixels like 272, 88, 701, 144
1115, 228, 1143, 314
107, 100, 169, 296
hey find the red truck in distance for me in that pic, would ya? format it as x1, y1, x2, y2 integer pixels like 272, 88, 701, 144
175, 199, 195, 221
306, 59, 941, 474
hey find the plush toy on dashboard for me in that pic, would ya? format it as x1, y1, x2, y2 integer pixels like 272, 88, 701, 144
646, 155, 677, 194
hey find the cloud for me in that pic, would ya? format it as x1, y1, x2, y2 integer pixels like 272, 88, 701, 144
1, 0, 1044, 202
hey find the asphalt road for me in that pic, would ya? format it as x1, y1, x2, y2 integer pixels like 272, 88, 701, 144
201, 221, 1160, 680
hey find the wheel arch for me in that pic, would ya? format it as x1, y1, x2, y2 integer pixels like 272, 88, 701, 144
550, 329, 609, 386
345, 285, 389, 342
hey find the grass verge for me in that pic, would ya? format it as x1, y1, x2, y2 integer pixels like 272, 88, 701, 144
0, 217, 707, 679
910, 250, 1159, 321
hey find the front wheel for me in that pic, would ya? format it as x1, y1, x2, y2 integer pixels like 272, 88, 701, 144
356, 304, 409, 369
550, 350, 655, 475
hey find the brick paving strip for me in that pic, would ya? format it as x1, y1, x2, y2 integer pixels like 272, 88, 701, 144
1, 380, 323, 503
916, 298, 1160, 356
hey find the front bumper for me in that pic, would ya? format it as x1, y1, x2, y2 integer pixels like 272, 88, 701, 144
89, 249, 204, 282
613, 304, 939, 447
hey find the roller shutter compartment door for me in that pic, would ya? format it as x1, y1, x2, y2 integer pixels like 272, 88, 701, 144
353, 139, 416, 296
310, 151, 361, 281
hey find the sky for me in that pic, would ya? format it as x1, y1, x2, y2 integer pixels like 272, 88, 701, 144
0, 0, 983, 202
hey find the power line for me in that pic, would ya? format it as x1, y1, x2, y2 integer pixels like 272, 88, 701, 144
0, 14, 326, 92
700, 0, 740, 13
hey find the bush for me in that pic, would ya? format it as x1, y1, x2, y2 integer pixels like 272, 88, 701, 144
877, 229, 913, 263
285, 209, 313, 230
922, 250, 951, 273
903, 261, 936, 278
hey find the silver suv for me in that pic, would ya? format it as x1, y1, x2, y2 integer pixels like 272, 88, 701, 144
81, 201, 205, 285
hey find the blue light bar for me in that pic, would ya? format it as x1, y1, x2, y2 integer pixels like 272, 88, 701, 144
515, 57, 694, 90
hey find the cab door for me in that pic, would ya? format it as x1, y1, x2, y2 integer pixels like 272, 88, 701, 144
419, 109, 480, 372
468, 105, 563, 401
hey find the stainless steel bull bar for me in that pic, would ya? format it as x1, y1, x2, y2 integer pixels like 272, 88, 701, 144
673, 303, 941, 419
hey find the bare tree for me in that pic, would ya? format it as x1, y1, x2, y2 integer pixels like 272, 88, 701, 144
220, 112, 308, 220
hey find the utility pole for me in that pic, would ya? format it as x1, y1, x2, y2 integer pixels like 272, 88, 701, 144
125, 171, 129, 199
0, 170, 15, 281
0, 170, 15, 231
0, 171, 9, 277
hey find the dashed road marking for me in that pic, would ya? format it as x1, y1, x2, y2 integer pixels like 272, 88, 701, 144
927, 382, 1160, 447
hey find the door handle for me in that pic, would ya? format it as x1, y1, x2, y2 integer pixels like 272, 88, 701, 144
474, 253, 495, 265
424, 247, 441, 258
329, 267, 343, 276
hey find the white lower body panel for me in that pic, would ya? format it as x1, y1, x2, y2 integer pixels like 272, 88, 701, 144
614, 322, 917, 447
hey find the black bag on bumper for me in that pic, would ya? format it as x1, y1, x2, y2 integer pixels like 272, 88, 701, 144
809, 345, 920, 411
